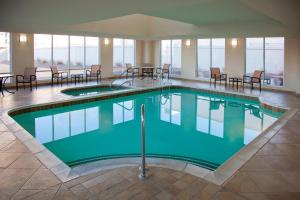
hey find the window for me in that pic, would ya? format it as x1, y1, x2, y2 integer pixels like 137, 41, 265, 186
53, 35, 69, 69
85, 37, 99, 67
113, 38, 135, 74
197, 38, 225, 78
246, 38, 264, 75
161, 40, 182, 75
0, 32, 11, 74
246, 37, 284, 86
70, 36, 84, 74
34, 34, 100, 80
34, 34, 52, 79
265, 38, 284, 86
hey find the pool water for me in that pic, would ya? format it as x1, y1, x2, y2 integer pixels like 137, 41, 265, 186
12, 89, 283, 170
62, 86, 129, 96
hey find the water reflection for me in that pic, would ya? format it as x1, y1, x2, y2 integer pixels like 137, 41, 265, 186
196, 97, 224, 138
113, 100, 134, 125
194, 96, 277, 144
17, 90, 282, 167
160, 94, 181, 125
35, 107, 100, 143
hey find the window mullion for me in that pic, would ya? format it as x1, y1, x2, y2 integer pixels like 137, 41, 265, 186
210, 39, 212, 67
263, 37, 266, 72
51, 35, 53, 66
84, 37, 86, 68
68, 36, 71, 73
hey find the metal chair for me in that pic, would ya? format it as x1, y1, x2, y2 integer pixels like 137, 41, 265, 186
126, 63, 139, 79
50, 66, 68, 86
156, 64, 170, 79
210, 67, 227, 87
16, 67, 37, 90
243, 70, 263, 91
86, 65, 101, 82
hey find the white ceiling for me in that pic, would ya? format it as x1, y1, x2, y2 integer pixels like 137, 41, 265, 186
0, 0, 299, 39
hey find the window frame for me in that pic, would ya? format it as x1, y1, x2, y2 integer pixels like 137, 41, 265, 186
113, 38, 136, 75
160, 39, 182, 75
34, 34, 100, 80
245, 37, 285, 87
0, 32, 12, 74
196, 38, 225, 78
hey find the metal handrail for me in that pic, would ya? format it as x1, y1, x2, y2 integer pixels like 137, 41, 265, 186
139, 104, 147, 180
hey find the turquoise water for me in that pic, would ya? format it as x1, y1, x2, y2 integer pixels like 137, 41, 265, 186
12, 89, 283, 170
62, 86, 129, 96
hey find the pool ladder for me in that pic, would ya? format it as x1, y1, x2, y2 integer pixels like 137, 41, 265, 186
110, 79, 132, 89
139, 104, 147, 180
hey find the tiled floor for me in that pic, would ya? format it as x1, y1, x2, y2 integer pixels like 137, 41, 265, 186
0, 78, 300, 199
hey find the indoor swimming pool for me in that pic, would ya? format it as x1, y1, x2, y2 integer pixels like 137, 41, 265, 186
11, 88, 283, 170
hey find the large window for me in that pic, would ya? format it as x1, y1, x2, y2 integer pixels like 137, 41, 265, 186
34, 34, 100, 80
161, 40, 182, 75
197, 38, 225, 78
113, 38, 135, 74
246, 37, 284, 86
53, 35, 69, 69
70, 36, 84, 69
85, 37, 99, 67
0, 32, 11, 74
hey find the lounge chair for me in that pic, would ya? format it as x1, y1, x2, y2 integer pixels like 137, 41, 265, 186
86, 65, 101, 82
50, 66, 68, 86
16, 67, 37, 90
243, 70, 263, 91
210, 67, 227, 86
125, 63, 139, 79
156, 64, 170, 79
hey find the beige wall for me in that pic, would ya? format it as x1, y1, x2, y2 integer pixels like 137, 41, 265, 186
11, 33, 34, 77
225, 38, 245, 77
181, 39, 197, 79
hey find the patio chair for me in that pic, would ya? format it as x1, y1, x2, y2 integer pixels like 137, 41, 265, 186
210, 67, 227, 86
126, 63, 139, 79
50, 66, 68, 86
86, 65, 101, 82
156, 64, 170, 79
16, 67, 37, 91
243, 70, 263, 91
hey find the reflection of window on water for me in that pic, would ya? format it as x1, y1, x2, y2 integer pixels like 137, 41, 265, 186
196, 96, 224, 138
244, 105, 277, 144
113, 100, 134, 125
160, 94, 181, 125
35, 107, 100, 144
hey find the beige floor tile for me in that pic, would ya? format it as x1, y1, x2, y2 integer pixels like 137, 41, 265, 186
9, 153, 41, 169
0, 152, 21, 168
21, 168, 61, 190
0, 168, 36, 196
247, 171, 299, 192
224, 172, 260, 193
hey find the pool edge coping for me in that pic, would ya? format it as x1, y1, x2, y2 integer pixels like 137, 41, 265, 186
1, 85, 296, 186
